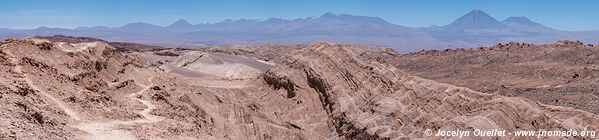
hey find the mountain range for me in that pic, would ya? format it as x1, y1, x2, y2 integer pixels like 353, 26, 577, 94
1, 10, 598, 52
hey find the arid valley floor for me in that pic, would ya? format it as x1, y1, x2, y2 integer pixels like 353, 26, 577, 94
0, 36, 598, 139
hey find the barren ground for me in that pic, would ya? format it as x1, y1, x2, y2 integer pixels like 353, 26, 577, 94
0, 37, 597, 140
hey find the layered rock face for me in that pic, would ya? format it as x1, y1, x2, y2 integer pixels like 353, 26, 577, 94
394, 41, 599, 114
148, 42, 597, 139
254, 42, 598, 139
1, 38, 597, 139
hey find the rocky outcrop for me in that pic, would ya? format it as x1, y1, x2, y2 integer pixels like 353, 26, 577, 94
262, 71, 297, 98
555, 40, 584, 46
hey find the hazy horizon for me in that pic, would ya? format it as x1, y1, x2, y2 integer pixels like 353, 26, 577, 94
1, 0, 599, 31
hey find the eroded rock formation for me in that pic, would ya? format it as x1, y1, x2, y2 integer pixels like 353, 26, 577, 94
1, 38, 597, 139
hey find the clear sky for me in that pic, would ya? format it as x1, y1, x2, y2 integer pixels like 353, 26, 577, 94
1, 0, 597, 31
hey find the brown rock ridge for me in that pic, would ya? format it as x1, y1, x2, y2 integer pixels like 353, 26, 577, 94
33, 35, 163, 52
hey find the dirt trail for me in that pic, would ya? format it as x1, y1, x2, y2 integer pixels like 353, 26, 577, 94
75, 77, 164, 140
127, 79, 164, 123
23, 75, 83, 121
4, 48, 163, 140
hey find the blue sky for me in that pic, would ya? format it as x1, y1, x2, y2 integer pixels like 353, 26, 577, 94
1, 0, 597, 31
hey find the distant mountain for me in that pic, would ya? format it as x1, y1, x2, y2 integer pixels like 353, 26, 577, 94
1, 10, 599, 52
435, 10, 511, 34
182, 13, 427, 47
189, 13, 415, 36
118, 22, 163, 31
423, 10, 596, 47
167, 19, 194, 29
502, 17, 556, 33
75, 26, 111, 31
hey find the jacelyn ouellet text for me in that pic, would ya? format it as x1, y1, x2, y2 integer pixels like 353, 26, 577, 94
423, 128, 596, 138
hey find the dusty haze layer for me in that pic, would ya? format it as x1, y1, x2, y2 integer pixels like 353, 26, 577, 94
0, 37, 597, 139
3, 10, 599, 52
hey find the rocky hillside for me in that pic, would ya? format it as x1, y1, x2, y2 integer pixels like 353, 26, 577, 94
393, 41, 599, 114
0, 38, 157, 139
1, 38, 597, 139
143, 42, 597, 139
